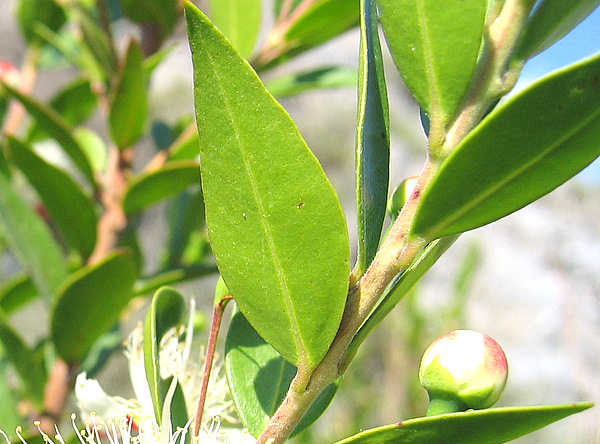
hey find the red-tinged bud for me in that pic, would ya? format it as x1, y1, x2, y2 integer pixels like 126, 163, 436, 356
419, 330, 508, 416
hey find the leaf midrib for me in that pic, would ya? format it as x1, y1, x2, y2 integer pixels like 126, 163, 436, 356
203, 46, 307, 367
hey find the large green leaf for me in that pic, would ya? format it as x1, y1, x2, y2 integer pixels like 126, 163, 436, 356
211, 0, 262, 59
8, 137, 98, 259
0, 159, 68, 301
185, 3, 350, 369
0, 309, 46, 409
514, 1, 600, 61
355, 0, 390, 276
412, 52, 600, 240
377, 0, 486, 125
333, 403, 593, 443
109, 39, 148, 150
225, 309, 339, 438
51, 250, 136, 363
1, 83, 95, 184
143, 287, 188, 428
122, 160, 200, 214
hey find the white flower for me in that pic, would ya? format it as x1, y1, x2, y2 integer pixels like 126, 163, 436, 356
419, 330, 508, 414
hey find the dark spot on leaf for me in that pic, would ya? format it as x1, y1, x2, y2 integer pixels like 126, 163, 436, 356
296, 200, 304, 209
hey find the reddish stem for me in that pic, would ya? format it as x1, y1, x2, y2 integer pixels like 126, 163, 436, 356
193, 295, 233, 436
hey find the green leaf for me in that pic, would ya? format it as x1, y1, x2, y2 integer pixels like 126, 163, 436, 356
8, 137, 98, 259
257, 0, 359, 69
27, 77, 97, 142
333, 403, 594, 443
515, 1, 600, 61
378, 0, 486, 125
109, 39, 148, 150
412, 52, 600, 240
0, 273, 38, 314
122, 160, 201, 214
51, 250, 137, 363
143, 286, 188, 427
186, 3, 350, 369
121, 0, 179, 42
163, 188, 206, 269
0, 354, 21, 437
0, 163, 68, 301
225, 309, 339, 438
265, 66, 357, 98
273, 0, 303, 19
1, 82, 95, 184
355, 0, 390, 276
0, 309, 47, 408
211, 0, 262, 59
74, 127, 107, 172
17, 0, 65, 43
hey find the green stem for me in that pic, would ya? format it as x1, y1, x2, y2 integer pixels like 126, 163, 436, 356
426, 396, 469, 417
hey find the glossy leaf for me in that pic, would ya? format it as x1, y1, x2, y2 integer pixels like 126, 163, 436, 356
333, 403, 593, 443
143, 286, 188, 427
378, 0, 486, 124
8, 137, 98, 259
186, 3, 350, 369
51, 251, 136, 363
27, 78, 97, 142
355, 0, 390, 276
0, 274, 37, 314
211, 0, 262, 59
1, 82, 95, 184
0, 309, 46, 408
266, 66, 357, 98
0, 161, 68, 301
109, 39, 148, 150
225, 309, 339, 438
122, 160, 200, 214
412, 52, 600, 240
515, 1, 600, 61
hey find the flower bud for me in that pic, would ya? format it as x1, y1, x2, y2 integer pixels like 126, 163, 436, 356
419, 330, 508, 416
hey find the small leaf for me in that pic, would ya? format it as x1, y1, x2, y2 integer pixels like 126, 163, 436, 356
8, 137, 98, 259
412, 52, 600, 240
143, 287, 188, 427
378, 0, 486, 125
122, 160, 200, 214
186, 3, 350, 369
225, 309, 338, 438
0, 354, 21, 437
0, 273, 38, 314
109, 39, 148, 149
211, 0, 262, 59
265, 66, 357, 98
51, 250, 137, 363
0, 161, 69, 301
0, 309, 47, 408
333, 403, 594, 443
27, 77, 97, 142
1, 82, 95, 184
355, 0, 390, 276
515, 1, 600, 61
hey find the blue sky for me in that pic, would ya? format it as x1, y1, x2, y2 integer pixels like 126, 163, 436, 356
517, 6, 600, 183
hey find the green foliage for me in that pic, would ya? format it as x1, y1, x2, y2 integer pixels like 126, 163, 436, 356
211, 0, 262, 58
333, 403, 594, 443
412, 52, 600, 240
186, 3, 350, 370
